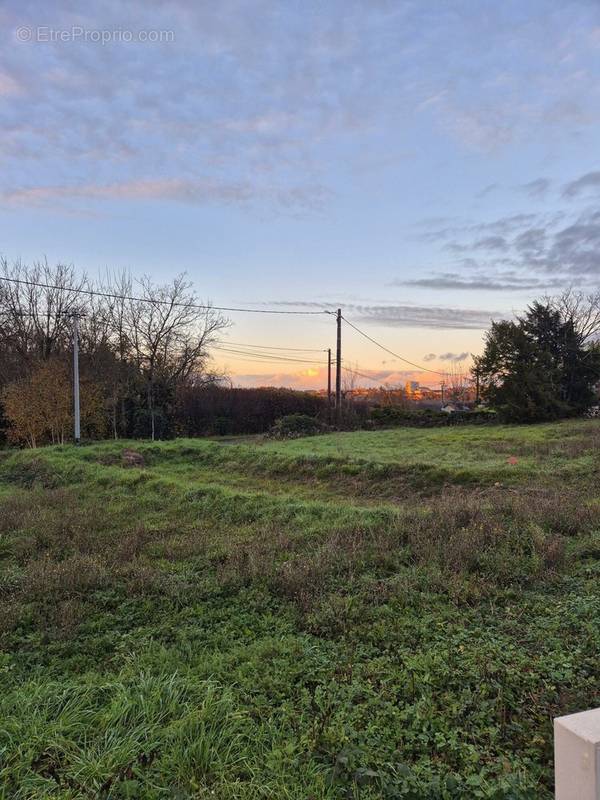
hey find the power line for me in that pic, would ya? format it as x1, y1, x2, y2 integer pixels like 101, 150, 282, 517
0, 276, 331, 317
341, 315, 449, 377
212, 345, 330, 366
215, 338, 327, 352
214, 346, 382, 379
215, 346, 386, 384
215, 344, 384, 384
340, 364, 390, 384
212, 353, 328, 368
214, 355, 322, 368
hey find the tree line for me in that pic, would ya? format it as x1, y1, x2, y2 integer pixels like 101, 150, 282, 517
0, 259, 230, 445
0, 259, 330, 446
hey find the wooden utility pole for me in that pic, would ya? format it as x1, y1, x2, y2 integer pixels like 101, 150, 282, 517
335, 308, 342, 420
440, 380, 445, 407
470, 354, 481, 405
327, 348, 332, 416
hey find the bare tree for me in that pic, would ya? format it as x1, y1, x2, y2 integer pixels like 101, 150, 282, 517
0, 261, 230, 442
94, 270, 139, 439
341, 361, 359, 397
549, 288, 600, 345
117, 274, 229, 440
445, 362, 470, 403
0, 258, 87, 369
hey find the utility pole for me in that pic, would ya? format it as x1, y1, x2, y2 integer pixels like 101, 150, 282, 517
335, 308, 342, 421
470, 353, 480, 405
440, 380, 445, 407
72, 313, 81, 444
327, 348, 332, 419
475, 368, 480, 405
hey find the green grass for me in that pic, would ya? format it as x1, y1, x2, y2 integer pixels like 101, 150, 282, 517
262, 419, 598, 481
1, 419, 600, 798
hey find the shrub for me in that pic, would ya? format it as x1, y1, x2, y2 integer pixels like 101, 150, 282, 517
268, 414, 328, 439
370, 405, 497, 428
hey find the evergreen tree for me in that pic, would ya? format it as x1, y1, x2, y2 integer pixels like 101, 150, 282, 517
475, 301, 600, 422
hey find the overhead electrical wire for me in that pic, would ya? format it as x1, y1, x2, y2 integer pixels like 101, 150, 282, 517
213, 345, 385, 384
0, 276, 331, 316
212, 345, 330, 366
340, 364, 391, 384
215, 339, 327, 352
341, 315, 449, 377
213, 355, 323, 368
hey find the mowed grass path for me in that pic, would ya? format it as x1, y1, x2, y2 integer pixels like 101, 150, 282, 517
0, 419, 599, 799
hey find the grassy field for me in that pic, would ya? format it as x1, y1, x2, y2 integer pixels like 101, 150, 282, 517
1, 419, 600, 798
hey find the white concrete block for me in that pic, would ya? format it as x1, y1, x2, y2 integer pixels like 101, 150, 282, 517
554, 708, 600, 799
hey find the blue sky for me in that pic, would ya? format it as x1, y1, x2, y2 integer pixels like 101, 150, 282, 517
1, 0, 600, 387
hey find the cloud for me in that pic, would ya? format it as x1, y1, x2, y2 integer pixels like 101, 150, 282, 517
476, 183, 499, 199
541, 210, 600, 275
1, 0, 600, 219
419, 213, 541, 245
520, 178, 551, 198
229, 365, 430, 389
513, 228, 547, 255
0, 177, 330, 211
445, 235, 508, 254
438, 352, 469, 362
562, 170, 600, 198
347, 303, 496, 330
396, 271, 564, 292
232, 371, 317, 389
258, 299, 499, 329
473, 235, 508, 251
414, 188, 600, 287
1, 178, 249, 206
423, 353, 437, 361
0, 70, 21, 96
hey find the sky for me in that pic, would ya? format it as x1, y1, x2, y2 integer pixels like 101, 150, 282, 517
1, 0, 600, 389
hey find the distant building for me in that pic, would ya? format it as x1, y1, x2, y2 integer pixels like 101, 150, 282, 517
441, 403, 458, 414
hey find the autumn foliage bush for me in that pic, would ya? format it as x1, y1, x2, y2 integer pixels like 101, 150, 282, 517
2, 359, 104, 447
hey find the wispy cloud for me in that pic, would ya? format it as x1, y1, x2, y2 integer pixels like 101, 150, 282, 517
397, 271, 564, 292
0, 177, 330, 211
562, 170, 600, 198
476, 183, 499, 199
350, 304, 495, 330
520, 177, 551, 198
438, 351, 469, 361
259, 299, 500, 329
413, 178, 600, 289
421, 352, 469, 363
230, 364, 444, 389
